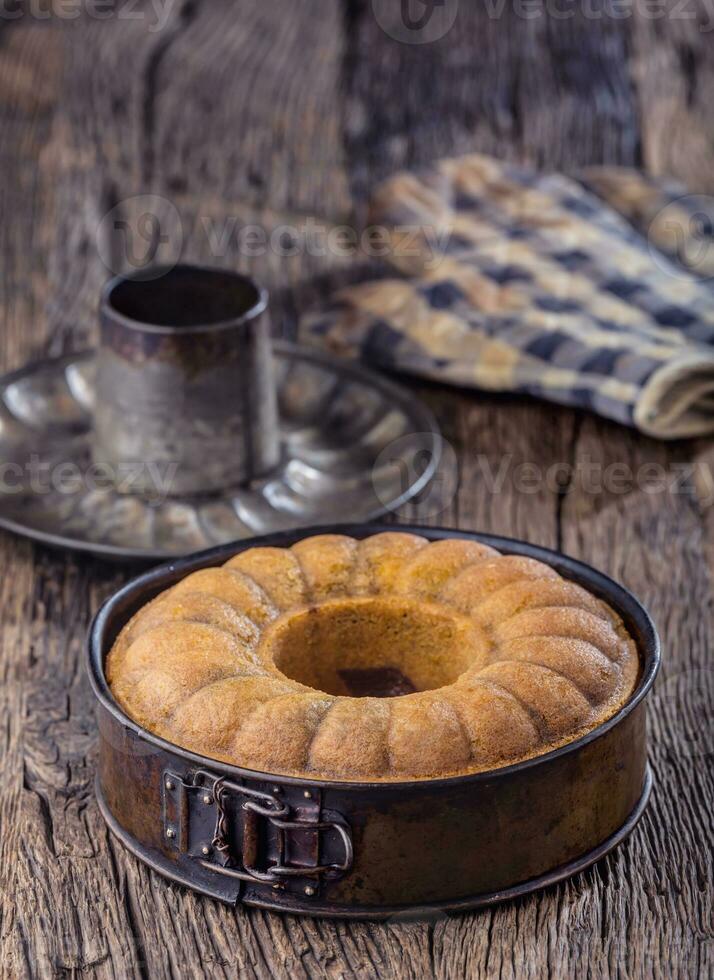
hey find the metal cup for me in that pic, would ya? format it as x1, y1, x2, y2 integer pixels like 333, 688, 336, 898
93, 264, 280, 496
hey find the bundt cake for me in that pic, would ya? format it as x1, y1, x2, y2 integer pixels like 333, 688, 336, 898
107, 533, 641, 780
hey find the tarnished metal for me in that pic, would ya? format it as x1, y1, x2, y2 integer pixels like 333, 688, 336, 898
88, 524, 660, 918
160, 768, 353, 891
0, 349, 440, 560
95, 265, 279, 496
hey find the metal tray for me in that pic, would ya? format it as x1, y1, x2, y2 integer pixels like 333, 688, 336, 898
0, 346, 440, 560
88, 524, 660, 919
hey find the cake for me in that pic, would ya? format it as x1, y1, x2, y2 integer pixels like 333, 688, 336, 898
107, 533, 641, 781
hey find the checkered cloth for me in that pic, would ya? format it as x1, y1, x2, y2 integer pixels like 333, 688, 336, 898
300, 154, 714, 438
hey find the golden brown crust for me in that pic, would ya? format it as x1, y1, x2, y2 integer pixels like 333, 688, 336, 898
394, 539, 499, 600
350, 532, 428, 595
439, 556, 559, 613
224, 548, 307, 610
113, 591, 260, 668
309, 699, 391, 776
108, 533, 642, 781
170, 568, 277, 625
388, 694, 472, 776
291, 535, 358, 601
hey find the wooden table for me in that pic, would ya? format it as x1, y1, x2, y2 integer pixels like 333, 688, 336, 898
2, 3, 712, 977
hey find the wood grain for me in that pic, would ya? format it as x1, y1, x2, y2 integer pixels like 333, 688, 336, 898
0, 2, 712, 977
632, 0, 714, 191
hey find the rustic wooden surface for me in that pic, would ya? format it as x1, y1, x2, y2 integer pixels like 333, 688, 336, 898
1, 2, 713, 977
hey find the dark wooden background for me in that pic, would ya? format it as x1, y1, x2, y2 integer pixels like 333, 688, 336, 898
2, 1, 713, 977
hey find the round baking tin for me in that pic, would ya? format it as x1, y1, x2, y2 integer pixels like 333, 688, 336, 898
0, 346, 440, 560
88, 523, 660, 918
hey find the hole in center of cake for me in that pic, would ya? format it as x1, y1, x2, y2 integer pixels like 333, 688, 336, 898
266, 597, 485, 698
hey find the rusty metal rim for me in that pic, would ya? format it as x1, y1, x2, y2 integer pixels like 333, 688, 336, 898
87, 522, 660, 793
94, 765, 653, 918
100, 264, 269, 335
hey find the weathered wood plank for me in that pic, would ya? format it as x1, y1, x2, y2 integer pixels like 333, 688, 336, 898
559, 420, 714, 980
0, 19, 63, 368
0, 1, 712, 978
344, 0, 639, 204
131, 0, 355, 331
632, 0, 714, 191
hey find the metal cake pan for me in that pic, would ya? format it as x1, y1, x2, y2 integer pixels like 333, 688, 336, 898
88, 523, 660, 918
0, 346, 440, 560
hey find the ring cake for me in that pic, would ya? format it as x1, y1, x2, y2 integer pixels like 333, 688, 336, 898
107, 533, 640, 781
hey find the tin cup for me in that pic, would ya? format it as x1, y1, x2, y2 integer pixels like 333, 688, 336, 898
93, 265, 280, 496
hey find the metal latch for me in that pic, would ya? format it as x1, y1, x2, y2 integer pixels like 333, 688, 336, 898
162, 769, 352, 897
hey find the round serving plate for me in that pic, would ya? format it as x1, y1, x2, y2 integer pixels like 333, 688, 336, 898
0, 345, 440, 560
88, 523, 660, 919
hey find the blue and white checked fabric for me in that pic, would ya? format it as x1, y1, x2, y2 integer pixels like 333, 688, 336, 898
300, 154, 714, 438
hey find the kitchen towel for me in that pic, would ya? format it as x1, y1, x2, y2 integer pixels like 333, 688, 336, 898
300, 154, 714, 438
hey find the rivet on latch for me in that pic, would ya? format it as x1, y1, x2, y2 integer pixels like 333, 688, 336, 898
303, 790, 312, 799
166, 827, 176, 839
202, 793, 213, 805
201, 845, 211, 856
272, 786, 281, 794
165, 779, 174, 791
304, 886, 315, 897
272, 882, 282, 891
